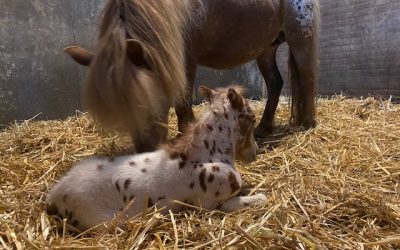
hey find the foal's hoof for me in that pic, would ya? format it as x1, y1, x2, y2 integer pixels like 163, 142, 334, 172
250, 193, 268, 206
254, 125, 273, 138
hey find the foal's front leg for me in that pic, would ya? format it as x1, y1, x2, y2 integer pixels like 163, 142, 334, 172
175, 60, 197, 133
220, 193, 268, 212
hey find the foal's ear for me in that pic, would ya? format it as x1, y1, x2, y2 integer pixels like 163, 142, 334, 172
228, 88, 244, 111
64, 46, 94, 66
199, 85, 215, 102
126, 39, 151, 69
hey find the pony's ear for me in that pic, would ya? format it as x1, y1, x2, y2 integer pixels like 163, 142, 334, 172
199, 85, 215, 102
126, 39, 151, 69
227, 88, 244, 111
64, 46, 94, 66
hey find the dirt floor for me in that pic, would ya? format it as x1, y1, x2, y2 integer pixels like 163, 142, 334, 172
0, 97, 399, 249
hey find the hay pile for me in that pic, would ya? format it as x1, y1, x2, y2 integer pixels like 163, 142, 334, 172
0, 97, 399, 249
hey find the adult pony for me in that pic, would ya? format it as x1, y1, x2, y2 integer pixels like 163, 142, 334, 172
65, 0, 320, 153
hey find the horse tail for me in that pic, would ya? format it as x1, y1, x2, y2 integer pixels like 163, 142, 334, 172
288, 48, 300, 124
84, 0, 192, 140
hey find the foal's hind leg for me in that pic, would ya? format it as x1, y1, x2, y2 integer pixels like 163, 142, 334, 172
254, 47, 284, 138
175, 60, 197, 133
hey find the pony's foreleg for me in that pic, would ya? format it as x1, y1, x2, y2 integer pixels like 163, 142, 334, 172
219, 193, 267, 212
175, 60, 197, 133
254, 47, 284, 138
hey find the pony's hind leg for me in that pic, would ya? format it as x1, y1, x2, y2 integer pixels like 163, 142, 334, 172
285, 0, 319, 129
254, 45, 284, 138
175, 60, 197, 133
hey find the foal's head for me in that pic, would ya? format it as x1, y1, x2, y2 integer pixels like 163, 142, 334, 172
199, 86, 258, 163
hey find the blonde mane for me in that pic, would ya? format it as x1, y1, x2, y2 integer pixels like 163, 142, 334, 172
84, 0, 200, 140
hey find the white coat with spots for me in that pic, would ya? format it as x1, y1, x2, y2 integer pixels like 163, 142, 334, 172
46, 86, 267, 231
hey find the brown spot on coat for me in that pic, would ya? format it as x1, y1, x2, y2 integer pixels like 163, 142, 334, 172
189, 182, 195, 189
204, 140, 209, 149
130, 195, 135, 200
225, 147, 233, 155
124, 179, 131, 190
218, 125, 223, 132
141, 168, 147, 173
63, 194, 68, 202
229, 172, 240, 194
206, 124, 213, 131
97, 164, 104, 170
123, 196, 127, 203
129, 161, 136, 167
169, 151, 180, 160
208, 174, 215, 183
212, 166, 220, 172
179, 153, 187, 161
215, 191, 220, 197
211, 140, 216, 154
199, 163, 204, 168
179, 161, 185, 169
158, 196, 165, 200
199, 169, 207, 192
115, 181, 121, 193
144, 158, 150, 164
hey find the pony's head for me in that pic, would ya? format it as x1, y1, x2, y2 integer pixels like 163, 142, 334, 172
199, 85, 258, 163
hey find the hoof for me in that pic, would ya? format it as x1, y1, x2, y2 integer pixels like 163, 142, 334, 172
254, 193, 268, 204
303, 119, 316, 129
254, 125, 273, 138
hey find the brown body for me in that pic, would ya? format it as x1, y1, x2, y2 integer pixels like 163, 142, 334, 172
65, 0, 320, 153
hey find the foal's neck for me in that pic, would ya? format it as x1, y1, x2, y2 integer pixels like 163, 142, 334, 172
186, 107, 238, 164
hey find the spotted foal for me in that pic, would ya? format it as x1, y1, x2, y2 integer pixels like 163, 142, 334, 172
46, 86, 267, 231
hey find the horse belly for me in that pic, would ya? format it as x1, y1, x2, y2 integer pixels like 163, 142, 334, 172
195, 0, 282, 69
198, 43, 267, 69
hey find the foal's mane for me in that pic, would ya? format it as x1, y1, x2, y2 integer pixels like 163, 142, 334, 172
162, 103, 219, 156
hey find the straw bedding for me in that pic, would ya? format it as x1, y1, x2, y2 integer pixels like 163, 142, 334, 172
0, 97, 399, 249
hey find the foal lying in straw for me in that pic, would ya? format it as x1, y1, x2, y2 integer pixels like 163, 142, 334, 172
46, 86, 267, 231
